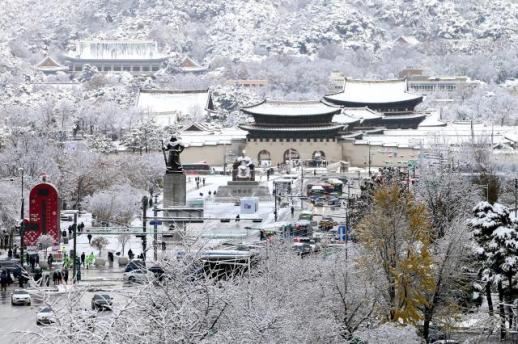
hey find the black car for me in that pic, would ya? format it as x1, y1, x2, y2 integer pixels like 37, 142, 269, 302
91, 294, 113, 311
148, 266, 165, 281
124, 259, 146, 273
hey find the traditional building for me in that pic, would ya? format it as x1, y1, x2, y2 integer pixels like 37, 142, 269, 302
324, 79, 423, 112
137, 89, 216, 126
34, 56, 68, 75
239, 100, 344, 167
64, 40, 168, 73
323, 79, 425, 129
176, 56, 208, 73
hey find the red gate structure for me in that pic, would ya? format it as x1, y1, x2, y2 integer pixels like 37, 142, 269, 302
24, 182, 60, 247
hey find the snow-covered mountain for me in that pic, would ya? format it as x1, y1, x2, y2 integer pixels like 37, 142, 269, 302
2, 0, 518, 120
2, 0, 518, 66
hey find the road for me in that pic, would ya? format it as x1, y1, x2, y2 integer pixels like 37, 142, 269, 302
0, 268, 128, 343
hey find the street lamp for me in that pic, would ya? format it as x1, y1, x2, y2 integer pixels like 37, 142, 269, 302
18, 168, 24, 220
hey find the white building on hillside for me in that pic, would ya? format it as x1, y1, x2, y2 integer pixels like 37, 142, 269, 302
64, 40, 168, 74
399, 68, 481, 95
137, 89, 216, 126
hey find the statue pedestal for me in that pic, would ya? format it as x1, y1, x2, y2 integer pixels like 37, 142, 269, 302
215, 181, 271, 202
163, 173, 186, 207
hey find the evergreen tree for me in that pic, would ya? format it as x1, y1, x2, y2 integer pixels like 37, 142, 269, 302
469, 201, 518, 339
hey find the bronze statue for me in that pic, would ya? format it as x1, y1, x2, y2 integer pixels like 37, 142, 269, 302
162, 135, 185, 173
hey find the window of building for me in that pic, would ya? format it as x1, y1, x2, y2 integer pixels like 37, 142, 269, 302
132, 66, 141, 72
74, 65, 82, 72
114, 66, 121, 71
152, 66, 159, 71
103, 66, 112, 72
123, 66, 131, 71
142, 66, 150, 72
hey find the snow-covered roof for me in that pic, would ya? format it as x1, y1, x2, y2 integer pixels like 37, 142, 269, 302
66, 40, 168, 61
395, 35, 420, 46
239, 124, 344, 132
137, 89, 213, 125
181, 128, 247, 147
241, 100, 340, 116
324, 79, 422, 105
361, 122, 518, 148
35, 56, 68, 72
177, 56, 208, 73
418, 110, 447, 127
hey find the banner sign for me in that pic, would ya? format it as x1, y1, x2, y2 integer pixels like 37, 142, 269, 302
24, 183, 60, 246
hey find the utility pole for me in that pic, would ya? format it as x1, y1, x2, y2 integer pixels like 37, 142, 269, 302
300, 166, 304, 210
17, 168, 24, 261
72, 212, 78, 283
153, 194, 158, 261
19, 168, 24, 220
274, 182, 278, 222
141, 196, 148, 261
514, 178, 518, 218
368, 144, 371, 176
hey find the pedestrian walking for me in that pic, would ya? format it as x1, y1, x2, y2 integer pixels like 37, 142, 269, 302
290, 206, 295, 218
34, 268, 42, 286
47, 254, 53, 270
202, 178, 206, 186
63, 268, 69, 284
7, 248, 12, 258
81, 252, 86, 267
0, 271, 8, 292
57, 270, 63, 284
128, 249, 134, 260
87, 233, 92, 244
29, 255, 34, 270
52, 271, 58, 285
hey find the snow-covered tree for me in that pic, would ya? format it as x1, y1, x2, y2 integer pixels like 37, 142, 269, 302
83, 184, 143, 226
469, 201, 518, 339
37, 234, 54, 258
86, 134, 115, 153
120, 119, 162, 154
90, 236, 109, 256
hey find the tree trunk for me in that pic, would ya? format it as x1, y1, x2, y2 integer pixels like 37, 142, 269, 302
423, 307, 433, 343
498, 281, 506, 341
507, 274, 514, 329
487, 282, 494, 316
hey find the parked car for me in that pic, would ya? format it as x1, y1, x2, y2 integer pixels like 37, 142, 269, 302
11, 289, 31, 306
148, 266, 165, 281
91, 293, 113, 311
124, 259, 146, 273
292, 243, 312, 256
123, 269, 155, 283
293, 237, 321, 252
36, 306, 56, 325
319, 216, 337, 231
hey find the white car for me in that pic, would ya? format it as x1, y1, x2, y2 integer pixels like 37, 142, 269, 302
123, 269, 155, 283
11, 289, 31, 306
36, 306, 56, 325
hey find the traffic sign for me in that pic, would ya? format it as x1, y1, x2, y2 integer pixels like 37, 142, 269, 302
338, 225, 350, 241
149, 220, 162, 225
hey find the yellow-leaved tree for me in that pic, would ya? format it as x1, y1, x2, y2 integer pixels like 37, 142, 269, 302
357, 183, 435, 324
